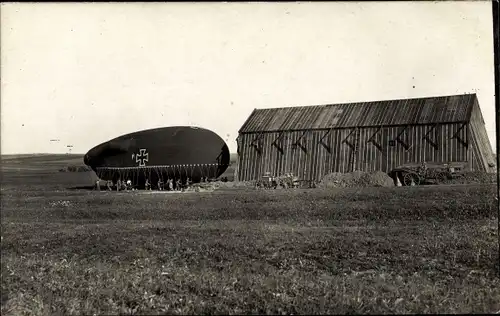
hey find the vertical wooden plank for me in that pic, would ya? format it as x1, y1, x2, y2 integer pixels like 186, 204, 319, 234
290, 132, 296, 177
431, 124, 437, 163
311, 131, 318, 181
295, 131, 302, 179
317, 130, 326, 181
360, 128, 366, 172
331, 129, 336, 173
250, 133, 256, 180
286, 132, 292, 177
259, 133, 265, 178
388, 126, 394, 171
397, 127, 402, 167
238, 135, 243, 180
422, 125, 428, 163
450, 123, 455, 162
280, 133, 286, 175
293, 131, 299, 178
431, 125, 436, 163
394, 127, 400, 168
467, 124, 472, 168
251, 134, 256, 180
417, 125, 422, 163
295, 132, 300, 175
249, 134, 255, 180
339, 128, 344, 173
244, 134, 249, 180
280, 132, 286, 176
240, 134, 246, 181
453, 123, 459, 162
358, 128, 368, 172
374, 127, 380, 172
376, 127, 382, 172
444, 124, 449, 162
365, 128, 370, 172
440, 124, 445, 163
269, 132, 276, 176
301, 131, 309, 180
449, 123, 454, 163
325, 130, 331, 174
461, 123, 466, 162
266, 133, 272, 176
271, 132, 277, 175
333, 129, 340, 172
461, 122, 468, 162
330, 130, 335, 175
319, 131, 325, 181
284, 132, 290, 175
242, 135, 247, 181
267, 133, 272, 176
420, 125, 426, 163
387, 127, 393, 170
267, 133, 273, 176
451, 123, 457, 162
307, 131, 314, 181
414, 125, 419, 164
243, 134, 249, 181
342, 129, 350, 173
276, 135, 281, 176
249, 134, 254, 180
365, 128, 371, 172
337, 128, 343, 173
252, 133, 258, 180
259, 133, 266, 178
322, 129, 330, 176
339, 129, 345, 173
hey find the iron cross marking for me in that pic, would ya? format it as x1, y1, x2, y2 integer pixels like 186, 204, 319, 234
135, 149, 149, 167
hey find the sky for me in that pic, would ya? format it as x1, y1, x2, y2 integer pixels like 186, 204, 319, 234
1, 1, 497, 155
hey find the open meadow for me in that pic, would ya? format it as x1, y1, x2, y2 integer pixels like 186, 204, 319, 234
1, 155, 499, 315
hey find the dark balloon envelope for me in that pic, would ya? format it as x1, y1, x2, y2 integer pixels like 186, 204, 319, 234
84, 126, 230, 187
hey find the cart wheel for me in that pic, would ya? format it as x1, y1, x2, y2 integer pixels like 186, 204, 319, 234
403, 173, 419, 186
436, 172, 447, 184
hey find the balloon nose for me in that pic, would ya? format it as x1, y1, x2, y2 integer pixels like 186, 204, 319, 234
84, 153, 91, 166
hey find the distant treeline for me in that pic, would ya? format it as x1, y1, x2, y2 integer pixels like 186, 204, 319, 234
59, 165, 92, 173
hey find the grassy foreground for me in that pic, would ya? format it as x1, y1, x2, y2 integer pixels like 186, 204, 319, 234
1, 156, 499, 314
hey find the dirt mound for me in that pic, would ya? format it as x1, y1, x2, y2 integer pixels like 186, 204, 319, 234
212, 181, 255, 188
185, 181, 255, 192
319, 171, 394, 188
184, 183, 216, 192
445, 172, 497, 185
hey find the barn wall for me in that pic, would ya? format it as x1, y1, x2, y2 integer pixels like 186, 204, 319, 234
237, 122, 470, 182
468, 99, 496, 172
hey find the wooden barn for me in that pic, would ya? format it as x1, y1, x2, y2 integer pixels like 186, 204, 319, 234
235, 93, 496, 182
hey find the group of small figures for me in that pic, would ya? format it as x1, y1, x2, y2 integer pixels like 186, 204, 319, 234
95, 179, 141, 191
96, 177, 210, 192
255, 174, 302, 190
144, 178, 184, 191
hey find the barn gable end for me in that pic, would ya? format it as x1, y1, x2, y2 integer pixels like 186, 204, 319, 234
468, 97, 496, 173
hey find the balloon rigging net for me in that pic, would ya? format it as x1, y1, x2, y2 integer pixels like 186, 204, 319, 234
94, 163, 224, 183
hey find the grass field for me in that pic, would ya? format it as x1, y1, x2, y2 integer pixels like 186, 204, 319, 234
1, 155, 499, 315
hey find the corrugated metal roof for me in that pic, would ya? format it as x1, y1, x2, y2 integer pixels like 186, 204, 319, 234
239, 94, 477, 133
